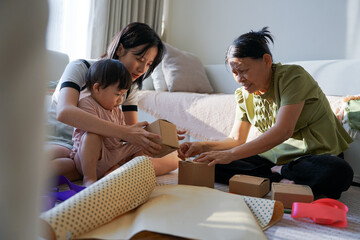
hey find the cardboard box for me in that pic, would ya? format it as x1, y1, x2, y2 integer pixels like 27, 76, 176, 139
229, 175, 270, 198
178, 161, 215, 188
271, 182, 314, 209
145, 119, 179, 158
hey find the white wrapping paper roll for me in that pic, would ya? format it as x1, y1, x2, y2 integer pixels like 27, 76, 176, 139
40, 156, 155, 240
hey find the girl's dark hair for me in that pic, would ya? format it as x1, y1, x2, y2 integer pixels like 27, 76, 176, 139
101, 22, 165, 89
86, 59, 132, 92
225, 27, 274, 63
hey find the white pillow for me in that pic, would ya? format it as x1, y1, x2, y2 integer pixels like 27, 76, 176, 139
151, 61, 168, 91
141, 75, 155, 90
162, 43, 213, 93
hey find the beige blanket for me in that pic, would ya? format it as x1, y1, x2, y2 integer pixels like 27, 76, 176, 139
138, 90, 236, 141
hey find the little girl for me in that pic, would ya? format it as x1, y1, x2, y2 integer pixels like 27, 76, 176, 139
69, 59, 144, 186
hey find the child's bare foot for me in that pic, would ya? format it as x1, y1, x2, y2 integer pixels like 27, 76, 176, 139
271, 165, 282, 174
280, 178, 295, 184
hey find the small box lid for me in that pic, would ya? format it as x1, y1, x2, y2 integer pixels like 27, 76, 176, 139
272, 183, 313, 196
230, 175, 269, 185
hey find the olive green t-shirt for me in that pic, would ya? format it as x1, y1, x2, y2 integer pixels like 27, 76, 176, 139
235, 63, 353, 164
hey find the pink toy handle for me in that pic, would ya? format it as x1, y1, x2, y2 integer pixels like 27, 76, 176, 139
291, 198, 348, 228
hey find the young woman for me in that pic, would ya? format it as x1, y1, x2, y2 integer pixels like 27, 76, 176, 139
178, 27, 353, 199
47, 22, 182, 179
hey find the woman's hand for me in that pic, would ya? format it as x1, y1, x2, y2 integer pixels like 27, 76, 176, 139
123, 121, 162, 156
177, 141, 205, 160
194, 150, 236, 167
177, 129, 187, 141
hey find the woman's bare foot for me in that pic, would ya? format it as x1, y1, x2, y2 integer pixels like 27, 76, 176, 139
280, 178, 295, 184
271, 165, 282, 174
271, 165, 295, 184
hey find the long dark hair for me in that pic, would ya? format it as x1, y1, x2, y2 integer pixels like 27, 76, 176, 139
86, 59, 132, 92
225, 27, 274, 64
102, 22, 165, 89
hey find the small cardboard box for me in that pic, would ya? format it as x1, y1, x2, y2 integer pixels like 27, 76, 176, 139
178, 161, 215, 188
229, 175, 270, 198
271, 182, 314, 209
145, 119, 179, 158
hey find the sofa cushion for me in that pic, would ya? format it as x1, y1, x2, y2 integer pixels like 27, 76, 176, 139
151, 61, 168, 91
162, 43, 214, 93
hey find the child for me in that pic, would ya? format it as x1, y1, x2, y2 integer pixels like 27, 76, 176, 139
69, 59, 144, 186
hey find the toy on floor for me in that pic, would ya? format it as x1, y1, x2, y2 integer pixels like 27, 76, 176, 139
41, 175, 86, 211
291, 198, 348, 227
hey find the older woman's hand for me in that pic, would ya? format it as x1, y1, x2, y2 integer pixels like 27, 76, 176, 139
194, 150, 236, 167
177, 141, 204, 160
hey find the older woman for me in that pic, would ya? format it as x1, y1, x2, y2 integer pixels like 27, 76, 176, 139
178, 27, 353, 199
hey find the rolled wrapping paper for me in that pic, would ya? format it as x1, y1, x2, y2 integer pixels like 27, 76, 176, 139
40, 156, 156, 240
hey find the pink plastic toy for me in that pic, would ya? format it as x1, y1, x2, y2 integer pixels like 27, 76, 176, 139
291, 198, 348, 228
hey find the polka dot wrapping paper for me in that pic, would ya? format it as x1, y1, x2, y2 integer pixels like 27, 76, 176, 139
242, 196, 275, 229
40, 156, 156, 240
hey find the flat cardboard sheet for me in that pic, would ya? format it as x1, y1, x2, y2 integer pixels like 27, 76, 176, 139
77, 185, 267, 240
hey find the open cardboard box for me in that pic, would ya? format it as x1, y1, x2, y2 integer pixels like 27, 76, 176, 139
229, 175, 270, 198
271, 182, 314, 209
145, 119, 179, 158
178, 161, 215, 188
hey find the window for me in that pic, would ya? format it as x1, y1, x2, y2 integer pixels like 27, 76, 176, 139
46, 0, 91, 60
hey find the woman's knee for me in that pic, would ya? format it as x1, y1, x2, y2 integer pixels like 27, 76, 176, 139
151, 152, 179, 176
45, 144, 71, 160
318, 156, 354, 196
324, 156, 353, 179
334, 159, 354, 187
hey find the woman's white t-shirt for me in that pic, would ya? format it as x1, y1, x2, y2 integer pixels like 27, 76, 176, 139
52, 59, 139, 111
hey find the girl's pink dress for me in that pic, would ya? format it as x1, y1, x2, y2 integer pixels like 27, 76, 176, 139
70, 96, 142, 178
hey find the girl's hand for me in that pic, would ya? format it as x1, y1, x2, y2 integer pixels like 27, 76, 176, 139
177, 129, 187, 141
194, 150, 236, 167
177, 142, 204, 160
124, 121, 162, 156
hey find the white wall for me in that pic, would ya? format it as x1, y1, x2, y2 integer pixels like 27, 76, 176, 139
165, 0, 360, 64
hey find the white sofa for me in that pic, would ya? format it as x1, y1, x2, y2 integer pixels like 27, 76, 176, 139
139, 59, 360, 184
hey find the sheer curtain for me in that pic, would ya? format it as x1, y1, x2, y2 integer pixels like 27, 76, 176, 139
87, 0, 165, 59
346, 0, 360, 58
46, 0, 91, 60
